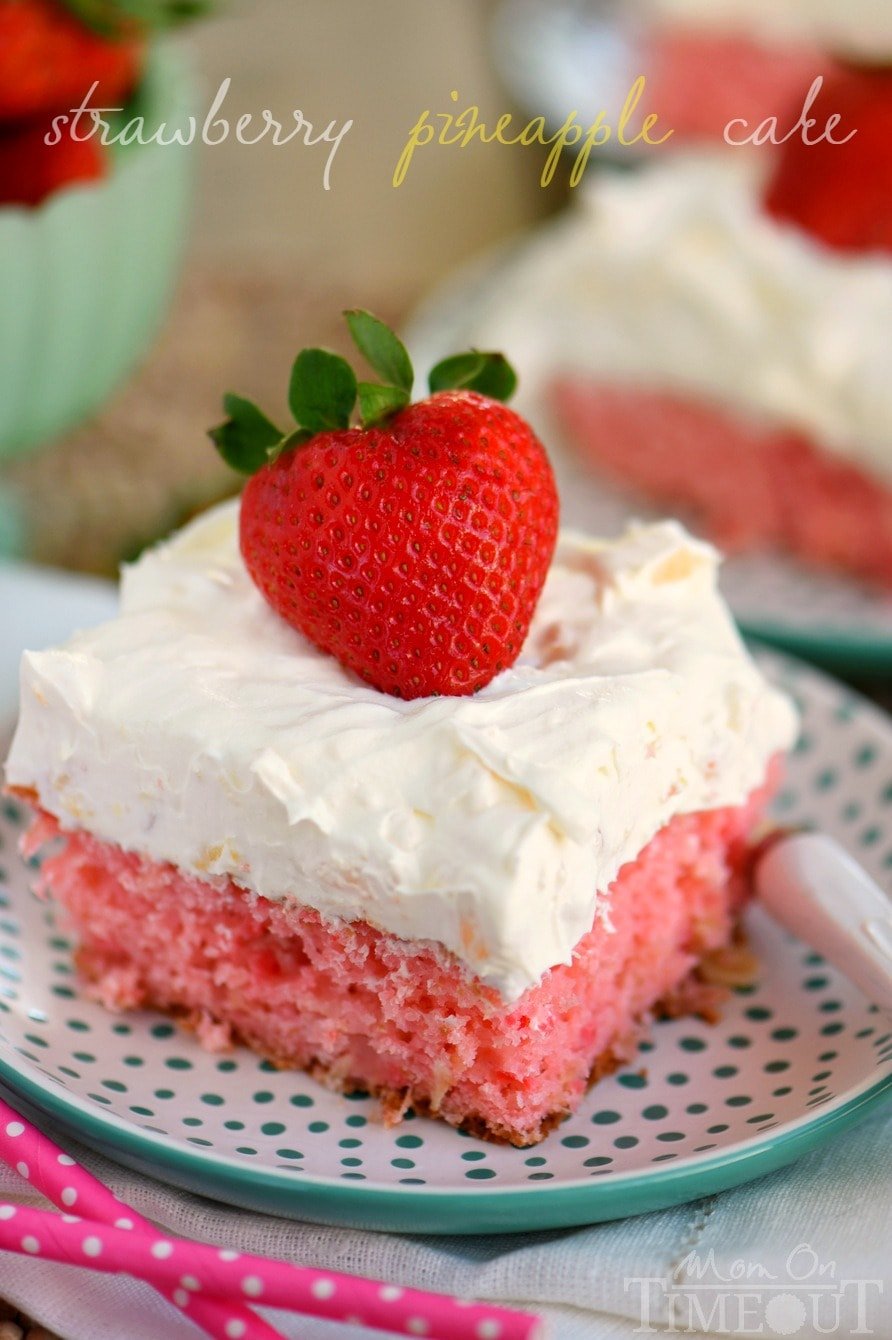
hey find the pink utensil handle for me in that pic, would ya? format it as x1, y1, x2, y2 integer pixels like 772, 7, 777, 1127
0, 1098, 282, 1340
0, 1201, 544, 1340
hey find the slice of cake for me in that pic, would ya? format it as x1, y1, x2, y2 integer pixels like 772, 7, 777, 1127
5, 317, 797, 1145
6, 502, 795, 1144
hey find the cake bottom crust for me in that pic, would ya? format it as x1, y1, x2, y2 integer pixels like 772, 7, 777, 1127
24, 775, 774, 1147
289, 957, 743, 1147
551, 378, 892, 588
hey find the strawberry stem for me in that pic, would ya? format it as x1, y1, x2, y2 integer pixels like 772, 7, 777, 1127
209, 310, 518, 476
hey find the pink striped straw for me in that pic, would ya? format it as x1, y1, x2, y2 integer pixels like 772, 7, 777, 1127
0, 1097, 281, 1340
0, 1200, 543, 1340
0, 1100, 544, 1340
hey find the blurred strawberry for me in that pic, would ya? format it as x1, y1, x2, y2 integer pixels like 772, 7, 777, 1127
0, 0, 143, 123
0, 114, 106, 206
765, 64, 892, 255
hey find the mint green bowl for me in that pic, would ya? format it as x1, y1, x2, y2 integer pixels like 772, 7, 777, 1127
0, 45, 193, 462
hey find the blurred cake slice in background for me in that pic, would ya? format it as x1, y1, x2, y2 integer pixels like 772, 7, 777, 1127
494, 0, 892, 151
450, 149, 892, 588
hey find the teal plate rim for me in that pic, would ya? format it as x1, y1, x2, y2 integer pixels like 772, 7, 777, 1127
741, 620, 892, 677
0, 1057, 888, 1234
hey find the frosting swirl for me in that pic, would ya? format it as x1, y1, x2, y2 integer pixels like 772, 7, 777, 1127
6, 500, 796, 999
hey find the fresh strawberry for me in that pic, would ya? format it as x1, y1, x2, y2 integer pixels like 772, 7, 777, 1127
0, 113, 106, 206
0, 0, 143, 123
764, 64, 892, 255
211, 311, 559, 700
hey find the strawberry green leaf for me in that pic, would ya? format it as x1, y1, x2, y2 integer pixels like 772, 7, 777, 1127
344, 310, 414, 394
428, 350, 517, 402
357, 382, 410, 428
289, 349, 358, 433
209, 393, 285, 475
428, 351, 483, 392
64, 0, 210, 37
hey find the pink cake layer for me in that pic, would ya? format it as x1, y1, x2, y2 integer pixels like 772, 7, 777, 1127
23, 776, 772, 1146
551, 379, 892, 588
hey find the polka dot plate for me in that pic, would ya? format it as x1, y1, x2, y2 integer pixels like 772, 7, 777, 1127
0, 572, 890, 1233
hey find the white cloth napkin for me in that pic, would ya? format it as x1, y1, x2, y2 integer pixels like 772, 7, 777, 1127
0, 1104, 888, 1340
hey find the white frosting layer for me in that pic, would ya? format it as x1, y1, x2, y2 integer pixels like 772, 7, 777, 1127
463, 156, 892, 487
641, 0, 892, 57
6, 500, 796, 1000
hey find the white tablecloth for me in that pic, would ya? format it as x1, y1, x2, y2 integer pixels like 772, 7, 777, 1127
0, 1104, 888, 1340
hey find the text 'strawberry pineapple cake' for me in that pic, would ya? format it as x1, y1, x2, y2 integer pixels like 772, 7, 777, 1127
461, 119, 892, 589
5, 315, 797, 1146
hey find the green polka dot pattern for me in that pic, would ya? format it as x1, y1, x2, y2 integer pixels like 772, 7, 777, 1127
0, 650, 888, 1211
